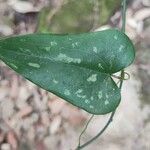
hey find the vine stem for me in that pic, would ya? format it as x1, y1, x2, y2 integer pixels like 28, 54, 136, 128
121, 0, 127, 33
76, 0, 127, 149
76, 115, 94, 149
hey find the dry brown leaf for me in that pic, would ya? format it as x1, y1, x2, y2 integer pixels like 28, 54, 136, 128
7, 131, 18, 150
41, 112, 50, 127
48, 98, 65, 115
134, 8, 150, 21
61, 105, 86, 126
10, 75, 19, 100
17, 106, 33, 118
0, 132, 4, 144
49, 116, 62, 134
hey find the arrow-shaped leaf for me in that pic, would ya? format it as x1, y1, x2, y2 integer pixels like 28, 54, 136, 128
0, 29, 135, 114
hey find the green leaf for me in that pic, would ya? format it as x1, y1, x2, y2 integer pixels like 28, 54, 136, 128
0, 29, 135, 114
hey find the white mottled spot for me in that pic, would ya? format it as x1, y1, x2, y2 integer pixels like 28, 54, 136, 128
119, 45, 125, 52
93, 47, 98, 53
28, 63, 40, 68
64, 89, 70, 96
75, 89, 83, 94
111, 54, 115, 59
124, 55, 128, 61
50, 41, 57, 46
114, 35, 118, 40
85, 99, 90, 104
72, 42, 79, 48
91, 96, 94, 101
55, 53, 81, 64
90, 105, 94, 109
98, 63, 104, 70
60, 47, 65, 50
19, 48, 30, 53
87, 74, 97, 82
77, 95, 86, 99
10, 63, 18, 69
20, 39, 26, 42
75, 90, 86, 99
19, 48, 23, 51
25, 49, 31, 53
98, 91, 102, 99
105, 100, 109, 105
53, 79, 58, 84
45, 47, 51, 51
106, 94, 109, 99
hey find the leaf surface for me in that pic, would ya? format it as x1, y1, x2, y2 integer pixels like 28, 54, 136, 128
0, 29, 135, 114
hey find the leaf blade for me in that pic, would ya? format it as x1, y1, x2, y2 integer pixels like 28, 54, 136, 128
0, 29, 135, 114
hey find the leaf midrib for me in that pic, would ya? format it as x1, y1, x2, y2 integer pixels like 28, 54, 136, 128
1, 48, 111, 77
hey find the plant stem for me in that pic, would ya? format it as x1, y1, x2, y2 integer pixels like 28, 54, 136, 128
76, 0, 127, 149
77, 111, 115, 150
76, 115, 94, 149
121, 0, 127, 33
120, 0, 127, 87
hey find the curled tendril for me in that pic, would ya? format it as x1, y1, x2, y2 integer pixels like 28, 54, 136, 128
111, 72, 130, 81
